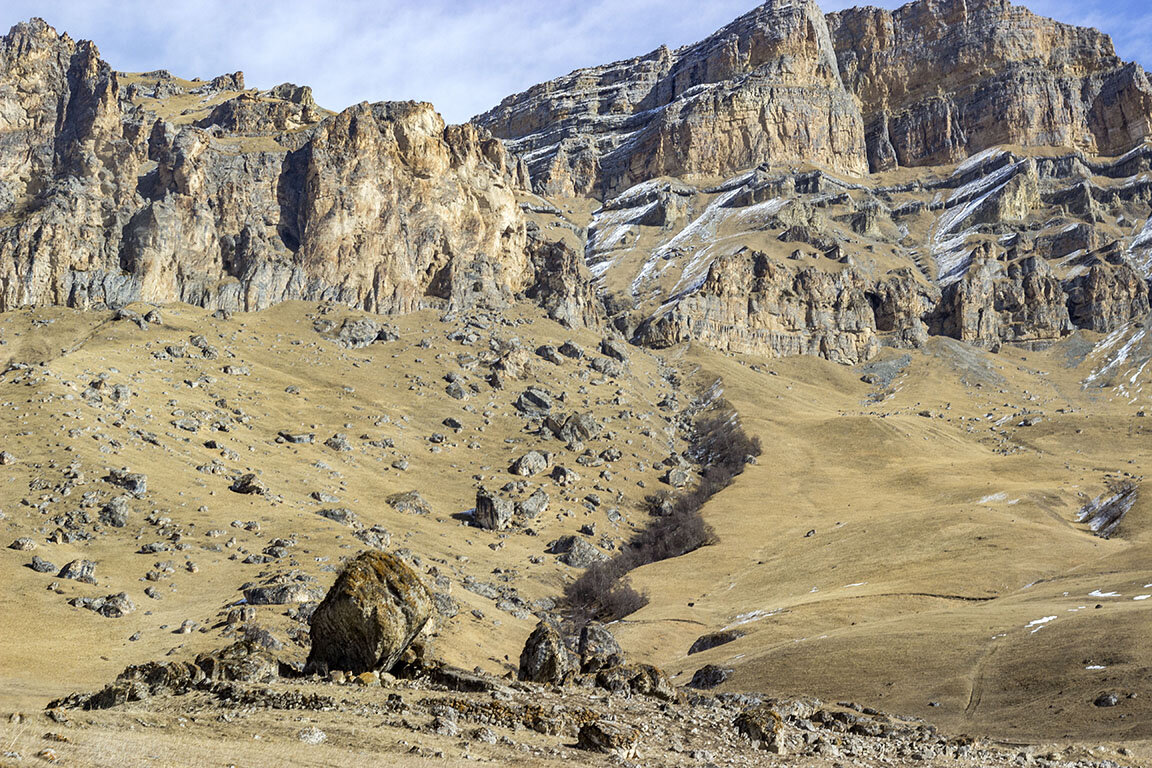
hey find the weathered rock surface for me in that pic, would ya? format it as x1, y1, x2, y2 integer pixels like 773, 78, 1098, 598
476, 0, 867, 197
306, 550, 435, 675
0, 20, 597, 327
518, 616, 573, 684
477, 0, 1152, 193
829, 0, 1152, 171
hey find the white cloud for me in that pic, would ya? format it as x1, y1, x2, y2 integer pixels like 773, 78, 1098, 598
3, 0, 1148, 124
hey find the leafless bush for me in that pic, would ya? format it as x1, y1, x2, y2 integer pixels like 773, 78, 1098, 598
564, 397, 761, 622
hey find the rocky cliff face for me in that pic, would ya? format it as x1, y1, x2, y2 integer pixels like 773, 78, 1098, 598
0, 20, 598, 326
579, 140, 1152, 362
475, 0, 867, 198
477, 0, 1152, 194
828, 0, 1152, 172
3, 7, 1152, 366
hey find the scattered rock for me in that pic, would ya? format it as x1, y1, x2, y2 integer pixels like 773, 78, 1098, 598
385, 491, 432, 516
518, 616, 573, 684
474, 488, 514, 531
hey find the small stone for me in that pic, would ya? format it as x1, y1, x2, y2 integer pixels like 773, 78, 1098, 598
29, 556, 56, 573
298, 726, 327, 745
577, 721, 638, 756
1094, 692, 1120, 707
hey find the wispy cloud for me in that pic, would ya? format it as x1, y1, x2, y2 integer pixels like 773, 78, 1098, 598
3, 0, 1148, 124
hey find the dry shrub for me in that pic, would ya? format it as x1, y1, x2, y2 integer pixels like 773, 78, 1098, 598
564, 398, 761, 622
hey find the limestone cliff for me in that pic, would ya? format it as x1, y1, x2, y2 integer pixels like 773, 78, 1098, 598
0, 19, 596, 326
476, 0, 1152, 194
828, 0, 1152, 172
475, 0, 867, 198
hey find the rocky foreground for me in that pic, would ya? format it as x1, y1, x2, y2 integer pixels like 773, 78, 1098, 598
27, 551, 1134, 768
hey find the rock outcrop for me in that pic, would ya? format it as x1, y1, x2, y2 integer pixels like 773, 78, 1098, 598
476, 0, 1152, 194
306, 550, 435, 675
829, 0, 1152, 171
0, 20, 597, 327
475, 0, 868, 197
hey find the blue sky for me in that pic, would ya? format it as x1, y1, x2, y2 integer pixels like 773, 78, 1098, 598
4, 0, 1150, 123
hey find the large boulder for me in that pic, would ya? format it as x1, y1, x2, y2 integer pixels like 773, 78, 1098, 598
578, 622, 624, 673
475, 488, 514, 530
306, 551, 435, 675
518, 616, 574, 684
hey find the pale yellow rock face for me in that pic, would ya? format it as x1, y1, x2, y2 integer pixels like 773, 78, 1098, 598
0, 20, 598, 326
475, 0, 869, 198
830, 0, 1152, 170
478, 0, 1152, 191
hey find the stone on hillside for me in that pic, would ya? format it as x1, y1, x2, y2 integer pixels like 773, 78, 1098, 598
474, 488, 514, 531
8, 537, 35, 551
279, 431, 315, 444
230, 473, 266, 495
386, 491, 432, 516
688, 664, 733, 689
688, 629, 745, 655
58, 559, 97, 584
518, 616, 573, 684
306, 550, 435, 675
579, 622, 624, 673
577, 721, 639, 756
510, 450, 549, 476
